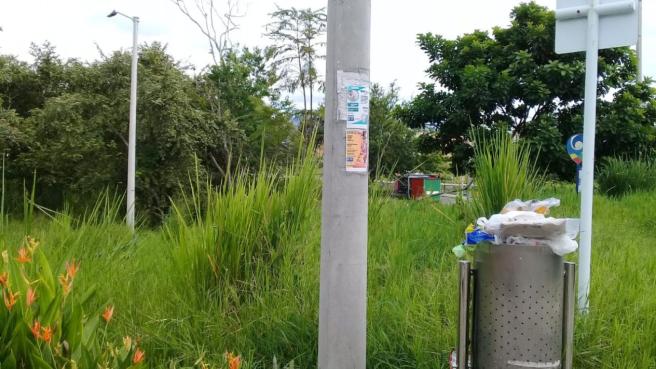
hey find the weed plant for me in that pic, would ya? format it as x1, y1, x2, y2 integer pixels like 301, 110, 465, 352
166, 152, 320, 301
597, 157, 656, 198
468, 129, 543, 218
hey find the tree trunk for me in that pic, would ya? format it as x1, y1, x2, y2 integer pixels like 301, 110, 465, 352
309, 58, 314, 121
298, 53, 307, 126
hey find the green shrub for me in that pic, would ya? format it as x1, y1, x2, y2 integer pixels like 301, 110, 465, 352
468, 129, 543, 218
0, 236, 145, 369
597, 157, 656, 198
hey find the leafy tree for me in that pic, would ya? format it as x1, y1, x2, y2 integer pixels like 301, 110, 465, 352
3, 43, 219, 219
0, 104, 27, 212
595, 82, 656, 159
266, 6, 327, 124
398, 1, 652, 176
207, 47, 279, 121
204, 47, 298, 169
0, 56, 40, 116
369, 83, 417, 176
0, 40, 304, 221
369, 83, 449, 177
0, 104, 25, 158
16, 93, 121, 207
0, 43, 70, 117
522, 81, 656, 180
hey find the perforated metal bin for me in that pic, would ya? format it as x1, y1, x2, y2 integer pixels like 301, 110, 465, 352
456, 245, 576, 369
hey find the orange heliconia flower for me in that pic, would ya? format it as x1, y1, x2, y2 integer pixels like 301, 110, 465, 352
132, 348, 145, 364
26, 236, 39, 252
3, 289, 19, 311
26, 287, 37, 306
123, 336, 133, 350
31, 320, 42, 339
65, 260, 80, 280
16, 247, 31, 263
42, 326, 53, 344
0, 272, 8, 287
58, 274, 72, 296
102, 305, 114, 323
226, 352, 241, 369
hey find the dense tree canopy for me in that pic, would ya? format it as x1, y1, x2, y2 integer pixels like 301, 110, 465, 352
0, 4, 330, 222
369, 83, 448, 176
0, 42, 299, 221
369, 83, 416, 176
398, 2, 655, 177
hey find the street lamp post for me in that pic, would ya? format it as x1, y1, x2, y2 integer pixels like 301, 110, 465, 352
637, 0, 643, 82
108, 10, 139, 231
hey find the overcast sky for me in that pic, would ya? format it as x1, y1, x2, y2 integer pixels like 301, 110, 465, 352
1, 0, 654, 104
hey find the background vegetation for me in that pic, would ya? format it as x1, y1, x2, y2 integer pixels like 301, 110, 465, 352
2, 176, 655, 368
2, 2, 655, 222
597, 157, 656, 198
397, 2, 656, 176
1, 1, 655, 368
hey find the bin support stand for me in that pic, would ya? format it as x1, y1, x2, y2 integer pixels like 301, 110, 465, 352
457, 260, 471, 368
563, 262, 577, 369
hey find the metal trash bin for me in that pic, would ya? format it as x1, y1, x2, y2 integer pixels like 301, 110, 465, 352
456, 245, 576, 369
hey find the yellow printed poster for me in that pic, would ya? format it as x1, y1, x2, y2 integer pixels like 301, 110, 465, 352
345, 128, 368, 172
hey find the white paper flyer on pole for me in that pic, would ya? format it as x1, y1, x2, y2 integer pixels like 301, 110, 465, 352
337, 71, 370, 129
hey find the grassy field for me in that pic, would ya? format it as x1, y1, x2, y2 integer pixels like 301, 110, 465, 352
1, 182, 655, 368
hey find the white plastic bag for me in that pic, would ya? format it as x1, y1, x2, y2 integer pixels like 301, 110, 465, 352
501, 198, 561, 214
505, 234, 578, 256
548, 234, 579, 256
477, 210, 580, 256
479, 211, 549, 238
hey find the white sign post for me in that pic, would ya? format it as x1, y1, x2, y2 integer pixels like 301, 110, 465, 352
555, 0, 638, 312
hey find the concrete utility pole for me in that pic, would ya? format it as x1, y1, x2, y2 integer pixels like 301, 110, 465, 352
108, 10, 139, 231
318, 1, 371, 369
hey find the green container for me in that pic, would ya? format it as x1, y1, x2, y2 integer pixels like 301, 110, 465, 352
424, 177, 441, 199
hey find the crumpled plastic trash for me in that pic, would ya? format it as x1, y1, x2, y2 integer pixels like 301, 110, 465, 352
480, 211, 571, 239
452, 244, 467, 258
465, 223, 495, 245
501, 198, 560, 215
505, 234, 578, 256
453, 224, 495, 258
476, 199, 580, 256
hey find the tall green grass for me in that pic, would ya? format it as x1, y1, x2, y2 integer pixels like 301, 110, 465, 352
166, 151, 320, 303
1, 151, 5, 230
547, 188, 656, 369
2, 150, 656, 368
597, 157, 656, 198
469, 129, 543, 217
3, 188, 656, 369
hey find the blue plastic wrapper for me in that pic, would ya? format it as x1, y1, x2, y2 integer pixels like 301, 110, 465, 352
465, 227, 494, 245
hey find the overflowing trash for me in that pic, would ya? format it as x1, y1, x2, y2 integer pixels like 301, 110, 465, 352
453, 198, 579, 257
499, 198, 560, 214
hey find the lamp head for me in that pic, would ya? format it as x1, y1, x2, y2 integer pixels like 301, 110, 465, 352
107, 10, 118, 18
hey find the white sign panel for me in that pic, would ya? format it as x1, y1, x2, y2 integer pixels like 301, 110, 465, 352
555, 0, 638, 54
